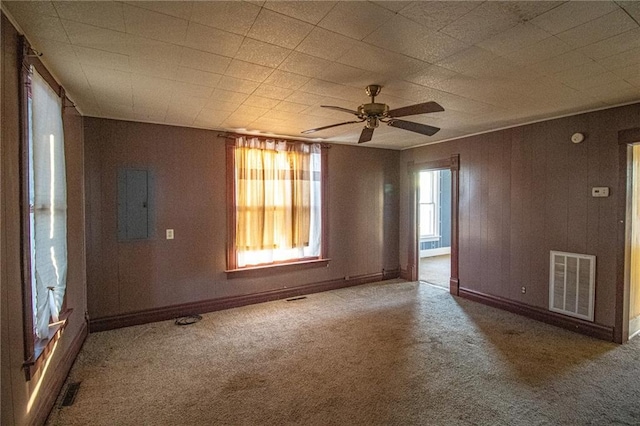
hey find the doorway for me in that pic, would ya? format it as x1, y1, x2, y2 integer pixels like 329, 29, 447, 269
408, 155, 459, 295
418, 169, 452, 290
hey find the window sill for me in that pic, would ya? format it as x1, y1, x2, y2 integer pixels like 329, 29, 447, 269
23, 309, 72, 381
226, 258, 330, 279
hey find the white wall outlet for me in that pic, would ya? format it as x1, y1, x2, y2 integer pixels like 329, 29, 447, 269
166, 229, 174, 239
591, 187, 609, 197
521, 286, 526, 294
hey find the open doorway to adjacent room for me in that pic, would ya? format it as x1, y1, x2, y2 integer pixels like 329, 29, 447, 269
418, 169, 452, 290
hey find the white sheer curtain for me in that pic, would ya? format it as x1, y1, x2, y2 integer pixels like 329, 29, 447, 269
30, 68, 67, 339
235, 137, 322, 267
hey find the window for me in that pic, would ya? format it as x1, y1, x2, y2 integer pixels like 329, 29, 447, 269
21, 61, 68, 377
419, 170, 440, 240
226, 136, 327, 273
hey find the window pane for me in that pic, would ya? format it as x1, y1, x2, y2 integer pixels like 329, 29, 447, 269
30, 68, 67, 339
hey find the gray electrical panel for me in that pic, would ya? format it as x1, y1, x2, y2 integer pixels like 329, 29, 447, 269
117, 168, 150, 240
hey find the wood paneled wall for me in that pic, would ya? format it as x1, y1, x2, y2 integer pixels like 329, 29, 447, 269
1, 12, 87, 426
400, 103, 640, 329
84, 118, 400, 322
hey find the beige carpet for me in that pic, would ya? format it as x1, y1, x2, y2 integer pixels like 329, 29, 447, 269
48, 280, 640, 426
419, 254, 450, 289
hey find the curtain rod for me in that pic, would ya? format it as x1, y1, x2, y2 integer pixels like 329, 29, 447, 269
219, 132, 332, 147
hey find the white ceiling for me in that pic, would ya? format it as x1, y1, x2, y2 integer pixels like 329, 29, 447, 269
4, 1, 640, 149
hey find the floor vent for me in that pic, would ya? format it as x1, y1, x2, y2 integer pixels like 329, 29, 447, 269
60, 382, 81, 407
549, 251, 595, 322
286, 296, 307, 302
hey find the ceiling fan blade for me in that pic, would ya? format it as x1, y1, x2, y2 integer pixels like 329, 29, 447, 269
388, 119, 440, 136
387, 101, 444, 118
321, 105, 361, 116
301, 120, 363, 134
358, 127, 375, 143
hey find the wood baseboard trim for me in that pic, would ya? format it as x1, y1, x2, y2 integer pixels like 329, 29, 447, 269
90, 270, 401, 332
458, 288, 614, 342
32, 321, 88, 426
449, 278, 459, 295
399, 268, 410, 280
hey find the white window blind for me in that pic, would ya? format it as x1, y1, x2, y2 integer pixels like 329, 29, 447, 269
30, 68, 67, 339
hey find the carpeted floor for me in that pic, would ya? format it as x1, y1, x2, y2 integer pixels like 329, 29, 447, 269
419, 254, 450, 289
47, 280, 640, 426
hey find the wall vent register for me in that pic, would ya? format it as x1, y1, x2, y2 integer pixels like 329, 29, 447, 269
549, 251, 595, 322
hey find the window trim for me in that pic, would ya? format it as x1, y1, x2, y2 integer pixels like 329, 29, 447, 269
18, 36, 70, 380
225, 136, 329, 276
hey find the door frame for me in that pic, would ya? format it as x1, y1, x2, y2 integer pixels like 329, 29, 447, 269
617, 127, 640, 343
407, 154, 460, 295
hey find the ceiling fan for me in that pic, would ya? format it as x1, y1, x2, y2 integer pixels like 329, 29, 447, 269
301, 85, 444, 143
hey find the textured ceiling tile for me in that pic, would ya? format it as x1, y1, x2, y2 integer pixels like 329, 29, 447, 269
216, 75, 260, 94
235, 38, 291, 68
336, 42, 427, 79
273, 101, 309, 113
295, 27, 357, 61
399, 1, 479, 31
205, 94, 244, 110
562, 70, 622, 91
190, 1, 261, 36
122, 4, 188, 45
63, 19, 127, 53
501, 1, 565, 22
284, 90, 327, 106
505, 36, 573, 66
596, 46, 640, 71
530, 1, 618, 35
53, 1, 125, 32
553, 60, 609, 84
611, 63, 640, 82
263, 70, 311, 90
4, 1, 58, 18
224, 60, 274, 83
194, 109, 232, 128
73, 45, 130, 72
247, 9, 314, 49
132, 75, 173, 103
278, 52, 333, 78
169, 81, 214, 99
556, 9, 637, 49
180, 48, 232, 75
123, 1, 193, 20
578, 28, 640, 60
243, 95, 281, 109
365, 14, 468, 63
126, 35, 184, 65
317, 2, 394, 41
175, 67, 222, 88
440, 2, 521, 44
619, 1, 640, 21
184, 22, 244, 57
299, 79, 363, 103
404, 65, 459, 88
532, 50, 594, 75
587, 80, 640, 104
478, 23, 552, 55
14, 12, 69, 43
263, 1, 336, 25
372, 1, 412, 13
252, 84, 294, 101
318, 63, 368, 86
83, 66, 133, 106
130, 57, 179, 80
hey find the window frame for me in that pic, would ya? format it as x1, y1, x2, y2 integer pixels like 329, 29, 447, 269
225, 136, 329, 277
418, 170, 441, 241
19, 36, 71, 381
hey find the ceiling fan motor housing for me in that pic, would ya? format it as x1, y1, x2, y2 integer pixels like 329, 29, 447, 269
359, 103, 388, 117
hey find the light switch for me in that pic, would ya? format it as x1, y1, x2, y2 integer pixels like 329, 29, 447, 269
591, 187, 609, 197
166, 229, 174, 239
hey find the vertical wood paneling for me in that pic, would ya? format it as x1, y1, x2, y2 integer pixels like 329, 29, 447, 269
401, 103, 640, 330
631, 144, 640, 319
500, 133, 512, 298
